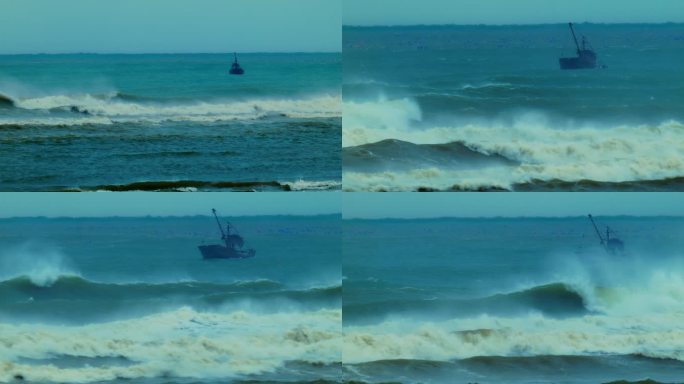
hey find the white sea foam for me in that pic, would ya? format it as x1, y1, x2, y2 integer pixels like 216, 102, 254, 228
343, 97, 684, 190
0, 307, 342, 383
0, 116, 114, 126
4, 93, 340, 125
283, 179, 342, 191
344, 311, 684, 364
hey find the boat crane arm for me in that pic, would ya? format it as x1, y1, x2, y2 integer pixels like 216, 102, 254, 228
588, 214, 605, 244
212, 208, 226, 239
569, 23, 581, 54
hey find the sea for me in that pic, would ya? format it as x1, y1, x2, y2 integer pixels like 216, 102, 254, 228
0, 214, 342, 383
0, 53, 341, 191
343, 216, 684, 383
342, 23, 684, 191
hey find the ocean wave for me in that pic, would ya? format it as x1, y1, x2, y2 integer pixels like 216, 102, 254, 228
343, 354, 684, 384
343, 139, 517, 173
0, 275, 341, 320
0, 92, 341, 125
282, 179, 342, 191
344, 283, 587, 324
0, 275, 341, 300
343, 97, 684, 190
57, 179, 341, 192
344, 310, 684, 364
345, 261, 684, 364
0, 307, 342, 383
0, 93, 15, 107
0, 245, 79, 287
0, 275, 284, 291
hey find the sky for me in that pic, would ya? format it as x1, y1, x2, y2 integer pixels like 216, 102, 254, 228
2, 193, 681, 219
0, 193, 340, 218
343, 193, 684, 219
344, 0, 684, 26
0, 0, 341, 54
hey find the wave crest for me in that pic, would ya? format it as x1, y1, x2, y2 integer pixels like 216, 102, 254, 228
1, 92, 341, 126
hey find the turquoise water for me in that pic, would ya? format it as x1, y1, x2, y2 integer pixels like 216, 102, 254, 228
0, 215, 342, 383
343, 216, 684, 383
0, 53, 341, 191
343, 24, 684, 191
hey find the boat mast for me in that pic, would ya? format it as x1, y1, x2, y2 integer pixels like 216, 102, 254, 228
588, 214, 605, 245
212, 208, 226, 239
233, 52, 238, 64
569, 23, 581, 54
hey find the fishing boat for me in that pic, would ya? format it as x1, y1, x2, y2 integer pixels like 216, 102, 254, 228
588, 214, 624, 255
198, 209, 255, 259
559, 23, 597, 70
229, 53, 245, 75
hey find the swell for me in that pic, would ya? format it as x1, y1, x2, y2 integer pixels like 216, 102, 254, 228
343, 354, 684, 384
344, 283, 587, 324
0, 275, 342, 322
342, 139, 518, 173
84, 180, 290, 192
0, 93, 15, 107
0, 275, 340, 301
344, 174, 684, 192
47, 179, 341, 192
512, 176, 684, 192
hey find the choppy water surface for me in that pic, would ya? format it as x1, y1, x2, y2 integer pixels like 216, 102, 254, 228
0, 215, 342, 383
343, 24, 684, 191
0, 53, 341, 191
343, 216, 684, 383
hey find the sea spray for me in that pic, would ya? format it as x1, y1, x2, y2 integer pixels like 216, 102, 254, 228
0, 243, 79, 287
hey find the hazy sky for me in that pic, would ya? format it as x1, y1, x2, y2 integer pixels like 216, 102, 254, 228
0, 0, 341, 54
0, 193, 340, 218
343, 193, 684, 219
344, 0, 684, 26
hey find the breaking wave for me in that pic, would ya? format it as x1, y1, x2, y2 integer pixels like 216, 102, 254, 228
344, 310, 684, 364
0, 244, 79, 287
344, 283, 587, 324
55, 179, 341, 192
345, 254, 684, 365
0, 307, 342, 383
0, 275, 341, 307
342, 98, 684, 191
0, 92, 341, 126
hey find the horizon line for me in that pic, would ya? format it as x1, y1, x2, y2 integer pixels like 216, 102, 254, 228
343, 214, 684, 220
0, 213, 342, 220
343, 21, 684, 28
0, 50, 342, 56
